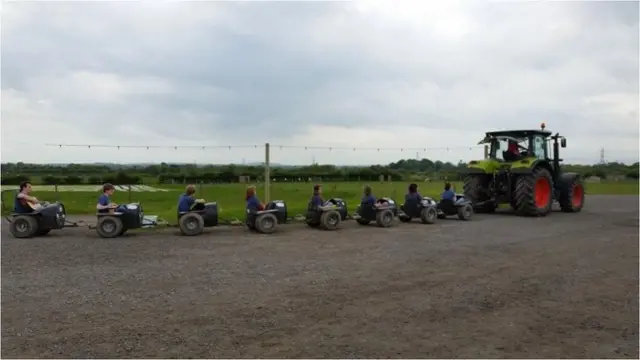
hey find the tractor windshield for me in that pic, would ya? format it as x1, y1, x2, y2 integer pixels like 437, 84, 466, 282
483, 136, 529, 161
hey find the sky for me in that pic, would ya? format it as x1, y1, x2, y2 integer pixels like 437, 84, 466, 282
1, 0, 639, 165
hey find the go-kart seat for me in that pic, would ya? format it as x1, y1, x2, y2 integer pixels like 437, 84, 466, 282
438, 199, 457, 215
359, 201, 377, 217
402, 196, 420, 214
191, 202, 206, 211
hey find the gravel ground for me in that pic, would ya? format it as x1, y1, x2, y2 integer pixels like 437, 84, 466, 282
2, 195, 638, 359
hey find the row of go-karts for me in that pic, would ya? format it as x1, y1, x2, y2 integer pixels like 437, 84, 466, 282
6, 194, 473, 239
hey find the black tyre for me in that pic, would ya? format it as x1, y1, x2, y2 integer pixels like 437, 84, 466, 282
558, 176, 585, 213
457, 204, 473, 221
179, 212, 205, 236
36, 229, 51, 236
514, 167, 553, 216
10, 215, 39, 238
96, 216, 125, 238
355, 205, 370, 225
399, 215, 412, 223
320, 210, 341, 230
420, 207, 437, 224
375, 209, 394, 228
464, 174, 494, 213
305, 211, 321, 227
255, 213, 278, 234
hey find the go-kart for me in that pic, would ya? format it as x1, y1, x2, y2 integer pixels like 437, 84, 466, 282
398, 197, 438, 224
435, 194, 473, 221
354, 197, 398, 227
177, 199, 219, 236
96, 203, 145, 238
7, 201, 71, 238
305, 198, 348, 230
246, 200, 288, 234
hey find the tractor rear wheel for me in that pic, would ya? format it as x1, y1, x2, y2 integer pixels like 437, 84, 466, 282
558, 176, 585, 213
514, 167, 553, 216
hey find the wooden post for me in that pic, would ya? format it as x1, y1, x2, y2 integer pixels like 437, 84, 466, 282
484, 145, 489, 159
264, 143, 271, 203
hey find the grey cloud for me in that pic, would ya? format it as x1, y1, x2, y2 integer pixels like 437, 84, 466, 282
1, 1, 638, 160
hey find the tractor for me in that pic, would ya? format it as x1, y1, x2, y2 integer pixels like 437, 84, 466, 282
462, 123, 585, 217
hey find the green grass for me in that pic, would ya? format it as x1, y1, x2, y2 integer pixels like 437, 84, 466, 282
2, 181, 637, 223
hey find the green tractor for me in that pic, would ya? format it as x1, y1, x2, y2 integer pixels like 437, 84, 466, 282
463, 124, 585, 216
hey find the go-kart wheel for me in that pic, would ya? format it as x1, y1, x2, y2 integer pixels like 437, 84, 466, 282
36, 229, 51, 236
10, 215, 39, 238
255, 213, 278, 234
399, 215, 412, 223
420, 207, 437, 224
437, 213, 447, 219
96, 216, 125, 239
375, 209, 394, 228
179, 212, 205, 236
457, 204, 473, 221
356, 218, 371, 225
320, 210, 341, 230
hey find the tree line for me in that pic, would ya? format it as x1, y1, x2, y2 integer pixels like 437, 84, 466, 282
1, 159, 638, 185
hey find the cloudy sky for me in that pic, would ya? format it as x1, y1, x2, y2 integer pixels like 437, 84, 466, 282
1, 0, 638, 165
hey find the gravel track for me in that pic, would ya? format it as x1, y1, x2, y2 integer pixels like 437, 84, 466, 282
2, 195, 638, 358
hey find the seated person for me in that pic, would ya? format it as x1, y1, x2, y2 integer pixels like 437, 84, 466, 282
405, 183, 423, 203
246, 185, 265, 212
96, 183, 117, 213
14, 181, 40, 213
310, 184, 324, 207
177, 184, 199, 213
441, 182, 456, 202
361, 185, 380, 208
503, 140, 522, 161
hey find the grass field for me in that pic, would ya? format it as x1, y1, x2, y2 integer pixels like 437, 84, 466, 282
1, 181, 637, 222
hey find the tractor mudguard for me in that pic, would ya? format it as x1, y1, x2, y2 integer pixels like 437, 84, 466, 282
461, 168, 488, 175
559, 172, 580, 182
555, 172, 581, 192
510, 168, 533, 174
466, 159, 502, 174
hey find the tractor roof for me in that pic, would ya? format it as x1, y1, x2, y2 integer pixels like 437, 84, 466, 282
477, 129, 552, 145
486, 129, 552, 138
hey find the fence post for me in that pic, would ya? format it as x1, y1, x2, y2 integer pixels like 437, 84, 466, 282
128, 185, 132, 203
484, 145, 489, 159
264, 142, 271, 203
55, 184, 60, 202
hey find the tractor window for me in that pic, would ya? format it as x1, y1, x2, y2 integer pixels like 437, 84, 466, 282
532, 136, 546, 159
491, 139, 511, 161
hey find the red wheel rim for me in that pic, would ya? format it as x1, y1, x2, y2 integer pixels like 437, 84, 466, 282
572, 184, 583, 207
534, 178, 551, 209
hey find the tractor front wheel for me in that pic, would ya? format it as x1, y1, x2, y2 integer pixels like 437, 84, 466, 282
558, 176, 585, 213
514, 168, 554, 216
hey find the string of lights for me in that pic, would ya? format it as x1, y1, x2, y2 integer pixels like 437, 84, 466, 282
40, 143, 633, 163
44, 143, 261, 150
45, 143, 484, 152
271, 145, 482, 152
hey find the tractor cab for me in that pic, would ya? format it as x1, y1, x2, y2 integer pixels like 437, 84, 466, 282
477, 129, 552, 164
